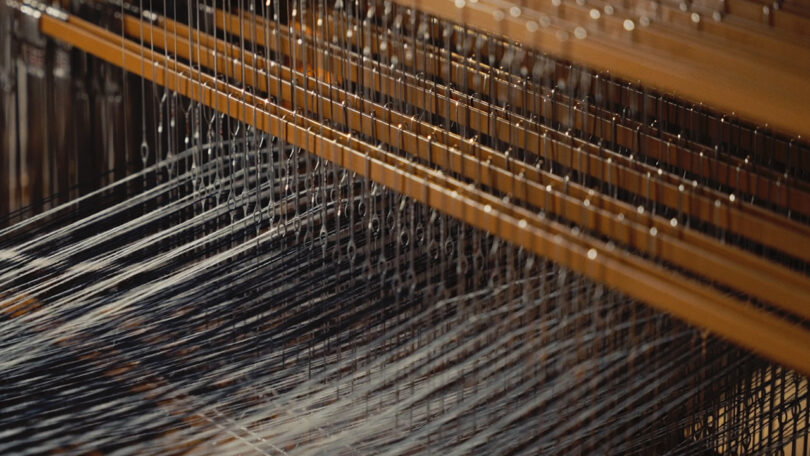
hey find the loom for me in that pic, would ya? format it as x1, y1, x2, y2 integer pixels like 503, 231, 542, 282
0, 0, 809, 453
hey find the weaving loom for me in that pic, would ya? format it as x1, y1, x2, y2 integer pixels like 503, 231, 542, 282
1, 0, 809, 453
